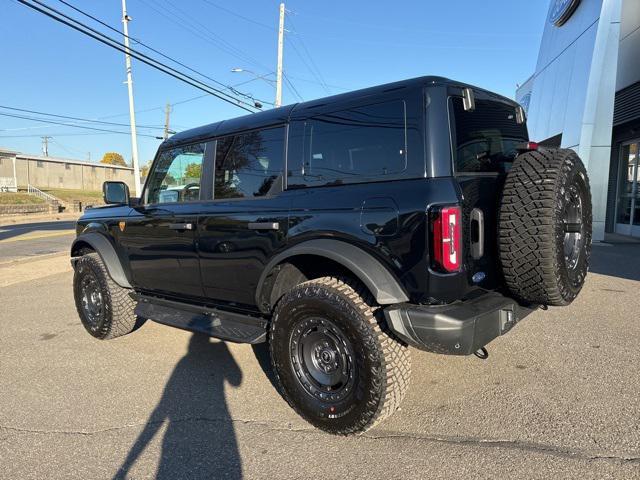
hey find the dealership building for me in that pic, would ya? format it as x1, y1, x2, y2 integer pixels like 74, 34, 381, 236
517, 0, 640, 240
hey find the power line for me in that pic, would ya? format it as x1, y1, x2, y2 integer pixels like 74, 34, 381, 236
197, 0, 276, 31
286, 14, 330, 94
137, 0, 339, 93
50, 138, 88, 156
17, 0, 258, 112
282, 73, 304, 102
71, 75, 274, 128
0, 132, 131, 138
0, 105, 163, 130
0, 111, 162, 138
55, 0, 269, 106
137, 0, 273, 76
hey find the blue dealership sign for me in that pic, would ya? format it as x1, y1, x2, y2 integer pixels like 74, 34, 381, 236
549, 0, 581, 26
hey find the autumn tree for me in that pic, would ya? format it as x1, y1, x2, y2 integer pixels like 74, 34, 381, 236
184, 162, 202, 181
101, 152, 127, 167
140, 160, 153, 178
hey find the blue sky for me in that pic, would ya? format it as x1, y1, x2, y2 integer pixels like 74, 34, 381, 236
1, 0, 549, 166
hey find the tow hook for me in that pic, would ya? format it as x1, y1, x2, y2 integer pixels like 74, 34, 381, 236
474, 347, 489, 360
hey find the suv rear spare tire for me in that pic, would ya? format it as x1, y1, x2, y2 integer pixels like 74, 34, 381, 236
269, 277, 411, 435
499, 148, 592, 306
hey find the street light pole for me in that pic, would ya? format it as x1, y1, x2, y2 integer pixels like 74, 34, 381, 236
121, 0, 141, 197
275, 2, 285, 108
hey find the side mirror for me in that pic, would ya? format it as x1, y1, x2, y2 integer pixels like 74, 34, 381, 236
103, 181, 130, 205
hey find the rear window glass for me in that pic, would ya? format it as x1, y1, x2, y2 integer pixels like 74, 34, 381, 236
450, 97, 527, 174
287, 100, 408, 188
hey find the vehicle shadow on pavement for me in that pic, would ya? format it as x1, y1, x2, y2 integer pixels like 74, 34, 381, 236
113, 333, 243, 479
251, 343, 278, 391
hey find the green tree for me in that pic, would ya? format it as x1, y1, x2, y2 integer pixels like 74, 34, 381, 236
101, 152, 127, 167
184, 162, 202, 180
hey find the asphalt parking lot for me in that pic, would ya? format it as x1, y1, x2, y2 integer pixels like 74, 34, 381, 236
0, 226, 639, 479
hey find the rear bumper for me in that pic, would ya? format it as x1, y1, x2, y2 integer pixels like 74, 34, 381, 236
383, 292, 536, 355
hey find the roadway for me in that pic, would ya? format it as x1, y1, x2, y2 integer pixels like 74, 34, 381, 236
0, 230, 638, 479
0, 220, 76, 263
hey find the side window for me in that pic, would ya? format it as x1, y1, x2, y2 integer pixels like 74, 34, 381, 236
214, 127, 284, 199
450, 96, 528, 174
288, 100, 407, 188
144, 143, 205, 204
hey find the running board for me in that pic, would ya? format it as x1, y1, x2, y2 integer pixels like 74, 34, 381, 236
134, 295, 268, 344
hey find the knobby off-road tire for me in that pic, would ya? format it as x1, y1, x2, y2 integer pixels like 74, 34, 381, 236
269, 276, 411, 435
499, 148, 592, 306
73, 253, 140, 339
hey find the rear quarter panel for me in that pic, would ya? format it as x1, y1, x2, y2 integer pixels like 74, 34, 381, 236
285, 178, 463, 304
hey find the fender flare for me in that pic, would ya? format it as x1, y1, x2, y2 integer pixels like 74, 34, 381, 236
256, 239, 409, 308
71, 232, 132, 288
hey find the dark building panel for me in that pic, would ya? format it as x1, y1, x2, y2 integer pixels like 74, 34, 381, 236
614, 81, 640, 126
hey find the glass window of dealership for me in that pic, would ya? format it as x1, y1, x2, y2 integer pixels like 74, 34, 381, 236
517, 0, 640, 240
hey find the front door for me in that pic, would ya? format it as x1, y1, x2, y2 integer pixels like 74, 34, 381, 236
119, 142, 212, 298
197, 126, 289, 309
615, 141, 640, 237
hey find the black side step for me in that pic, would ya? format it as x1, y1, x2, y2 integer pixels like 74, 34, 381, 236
134, 295, 268, 344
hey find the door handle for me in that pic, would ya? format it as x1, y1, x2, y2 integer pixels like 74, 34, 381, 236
248, 222, 279, 230
470, 208, 484, 259
168, 223, 194, 231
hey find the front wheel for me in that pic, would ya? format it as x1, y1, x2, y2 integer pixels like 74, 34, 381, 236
73, 252, 142, 339
269, 277, 411, 435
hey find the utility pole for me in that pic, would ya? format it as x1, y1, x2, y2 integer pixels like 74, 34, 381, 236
163, 102, 172, 140
275, 2, 285, 108
121, 0, 141, 197
41, 136, 51, 157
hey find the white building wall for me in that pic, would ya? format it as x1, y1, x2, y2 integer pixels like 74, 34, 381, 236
517, 0, 625, 241
617, 0, 640, 91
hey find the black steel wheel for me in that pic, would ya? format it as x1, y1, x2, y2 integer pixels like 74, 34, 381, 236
290, 316, 357, 404
562, 183, 586, 274
79, 272, 104, 329
270, 276, 411, 435
73, 252, 142, 339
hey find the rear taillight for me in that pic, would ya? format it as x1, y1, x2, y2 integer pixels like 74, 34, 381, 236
430, 205, 462, 272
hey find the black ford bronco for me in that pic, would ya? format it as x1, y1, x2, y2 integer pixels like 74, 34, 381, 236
71, 76, 592, 435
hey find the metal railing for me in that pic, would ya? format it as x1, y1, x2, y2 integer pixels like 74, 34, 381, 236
27, 184, 62, 208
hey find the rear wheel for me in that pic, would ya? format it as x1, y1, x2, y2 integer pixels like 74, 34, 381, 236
269, 277, 411, 435
499, 148, 592, 306
73, 253, 141, 339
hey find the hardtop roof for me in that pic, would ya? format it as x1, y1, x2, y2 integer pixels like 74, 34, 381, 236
164, 76, 518, 147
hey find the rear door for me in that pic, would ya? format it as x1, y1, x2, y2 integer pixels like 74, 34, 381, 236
119, 141, 213, 298
448, 91, 528, 290
197, 126, 289, 309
